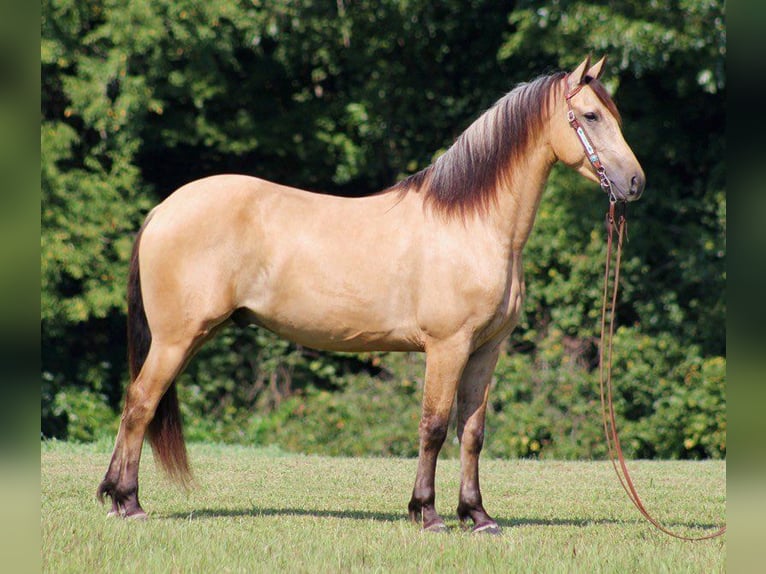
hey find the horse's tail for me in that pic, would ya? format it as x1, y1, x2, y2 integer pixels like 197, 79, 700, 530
127, 219, 191, 486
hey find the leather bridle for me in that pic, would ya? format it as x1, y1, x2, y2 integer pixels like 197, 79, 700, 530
566, 79, 727, 540
565, 79, 616, 202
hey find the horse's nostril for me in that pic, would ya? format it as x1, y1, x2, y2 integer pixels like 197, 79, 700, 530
629, 175, 644, 196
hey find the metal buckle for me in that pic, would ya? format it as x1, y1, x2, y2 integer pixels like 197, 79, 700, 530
597, 166, 615, 200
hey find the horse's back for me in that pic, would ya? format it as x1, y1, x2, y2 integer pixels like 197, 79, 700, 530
148, 174, 307, 223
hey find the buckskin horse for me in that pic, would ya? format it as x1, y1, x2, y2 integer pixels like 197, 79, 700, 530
98, 56, 644, 533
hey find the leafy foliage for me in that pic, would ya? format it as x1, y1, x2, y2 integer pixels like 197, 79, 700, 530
41, 1, 725, 459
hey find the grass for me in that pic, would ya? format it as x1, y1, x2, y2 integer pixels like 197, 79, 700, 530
41, 441, 725, 573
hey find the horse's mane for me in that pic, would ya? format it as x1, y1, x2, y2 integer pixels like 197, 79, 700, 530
388, 71, 618, 218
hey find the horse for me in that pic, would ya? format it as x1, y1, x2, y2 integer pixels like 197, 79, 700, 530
97, 56, 644, 533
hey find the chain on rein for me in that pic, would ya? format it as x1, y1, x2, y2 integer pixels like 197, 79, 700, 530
564, 78, 726, 541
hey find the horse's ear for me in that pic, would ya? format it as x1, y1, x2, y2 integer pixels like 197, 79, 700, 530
585, 56, 607, 81
567, 56, 591, 92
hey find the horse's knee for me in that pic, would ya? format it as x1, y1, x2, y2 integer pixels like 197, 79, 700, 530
419, 415, 449, 450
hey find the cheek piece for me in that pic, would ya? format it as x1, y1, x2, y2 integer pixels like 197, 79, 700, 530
564, 77, 616, 203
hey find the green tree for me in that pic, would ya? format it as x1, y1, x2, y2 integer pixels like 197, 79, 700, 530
41, 0, 725, 459
42, 0, 156, 437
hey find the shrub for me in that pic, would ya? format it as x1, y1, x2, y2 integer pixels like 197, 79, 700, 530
51, 388, 118, 443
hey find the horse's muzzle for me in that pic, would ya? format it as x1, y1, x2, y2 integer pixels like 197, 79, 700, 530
612, 171, 644, 202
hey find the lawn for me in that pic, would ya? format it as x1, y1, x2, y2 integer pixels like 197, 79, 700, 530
41, 441, 725, 573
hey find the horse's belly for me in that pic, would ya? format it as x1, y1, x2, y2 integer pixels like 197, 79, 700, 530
277, 325, 422, 353
233, 301, 424, 353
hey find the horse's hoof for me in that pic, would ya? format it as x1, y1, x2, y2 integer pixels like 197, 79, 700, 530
122, 504, 148, 520
423, 520, 449, 533
473, 522, 501, 535
106, 508, 148, 520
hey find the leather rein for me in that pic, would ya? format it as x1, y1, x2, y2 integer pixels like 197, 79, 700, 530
565, 81, 726, 541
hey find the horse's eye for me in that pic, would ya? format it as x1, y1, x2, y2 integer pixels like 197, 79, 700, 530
584, 112, 598, 122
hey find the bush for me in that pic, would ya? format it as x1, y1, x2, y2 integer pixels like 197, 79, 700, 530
484, 327, 726, 461
638, 355, 726, 459
177, 325, 725, 462
51, 388, 118, 443
41, 1, 725, 459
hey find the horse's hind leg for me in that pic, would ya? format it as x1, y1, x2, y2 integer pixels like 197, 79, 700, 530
408, 338, 470, 531
456, 344, 501, 534
97, 340, 193, 518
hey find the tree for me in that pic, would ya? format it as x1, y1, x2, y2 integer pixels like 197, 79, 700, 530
41, 0, 725, 459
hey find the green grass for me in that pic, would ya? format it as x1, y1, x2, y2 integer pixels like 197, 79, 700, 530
42, 441, 725, 573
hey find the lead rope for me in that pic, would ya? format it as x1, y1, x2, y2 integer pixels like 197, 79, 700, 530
599, 201, 726, 541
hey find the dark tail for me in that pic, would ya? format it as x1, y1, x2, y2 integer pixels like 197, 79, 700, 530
127, 222, 191, 486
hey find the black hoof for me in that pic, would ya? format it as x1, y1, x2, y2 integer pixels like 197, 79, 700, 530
423, 520, 449, 533
106, 507, 148, 520
97, 479, 145, 519
472, 522, 501, 535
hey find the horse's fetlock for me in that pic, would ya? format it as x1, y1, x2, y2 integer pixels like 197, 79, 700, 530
96, 478, 116, 504
458, 491, 483, 514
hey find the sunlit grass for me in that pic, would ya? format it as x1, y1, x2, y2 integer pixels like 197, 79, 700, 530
42, 442, 725, 573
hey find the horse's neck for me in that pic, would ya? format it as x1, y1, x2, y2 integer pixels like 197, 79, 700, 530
490, 144, 555, 255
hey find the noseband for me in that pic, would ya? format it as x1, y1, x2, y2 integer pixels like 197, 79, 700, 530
565, 79, 616, 203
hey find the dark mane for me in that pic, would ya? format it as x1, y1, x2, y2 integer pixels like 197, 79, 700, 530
388, 72, 568, 217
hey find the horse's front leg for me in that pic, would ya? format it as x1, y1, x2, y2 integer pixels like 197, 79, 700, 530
408, 338, 470, 532
456, 344, 501, 534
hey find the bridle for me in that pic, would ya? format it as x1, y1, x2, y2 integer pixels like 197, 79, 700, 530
565, 79, 616, 202
565, 78, 727, 541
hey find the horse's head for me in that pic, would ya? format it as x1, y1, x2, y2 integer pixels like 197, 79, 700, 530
551, 56, 645, 202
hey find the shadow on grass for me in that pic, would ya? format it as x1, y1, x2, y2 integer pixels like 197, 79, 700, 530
161, 507, 723, 533
163, 507, 404, 523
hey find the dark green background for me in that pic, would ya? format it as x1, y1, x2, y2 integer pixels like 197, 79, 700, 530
41, 0, 725, 461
